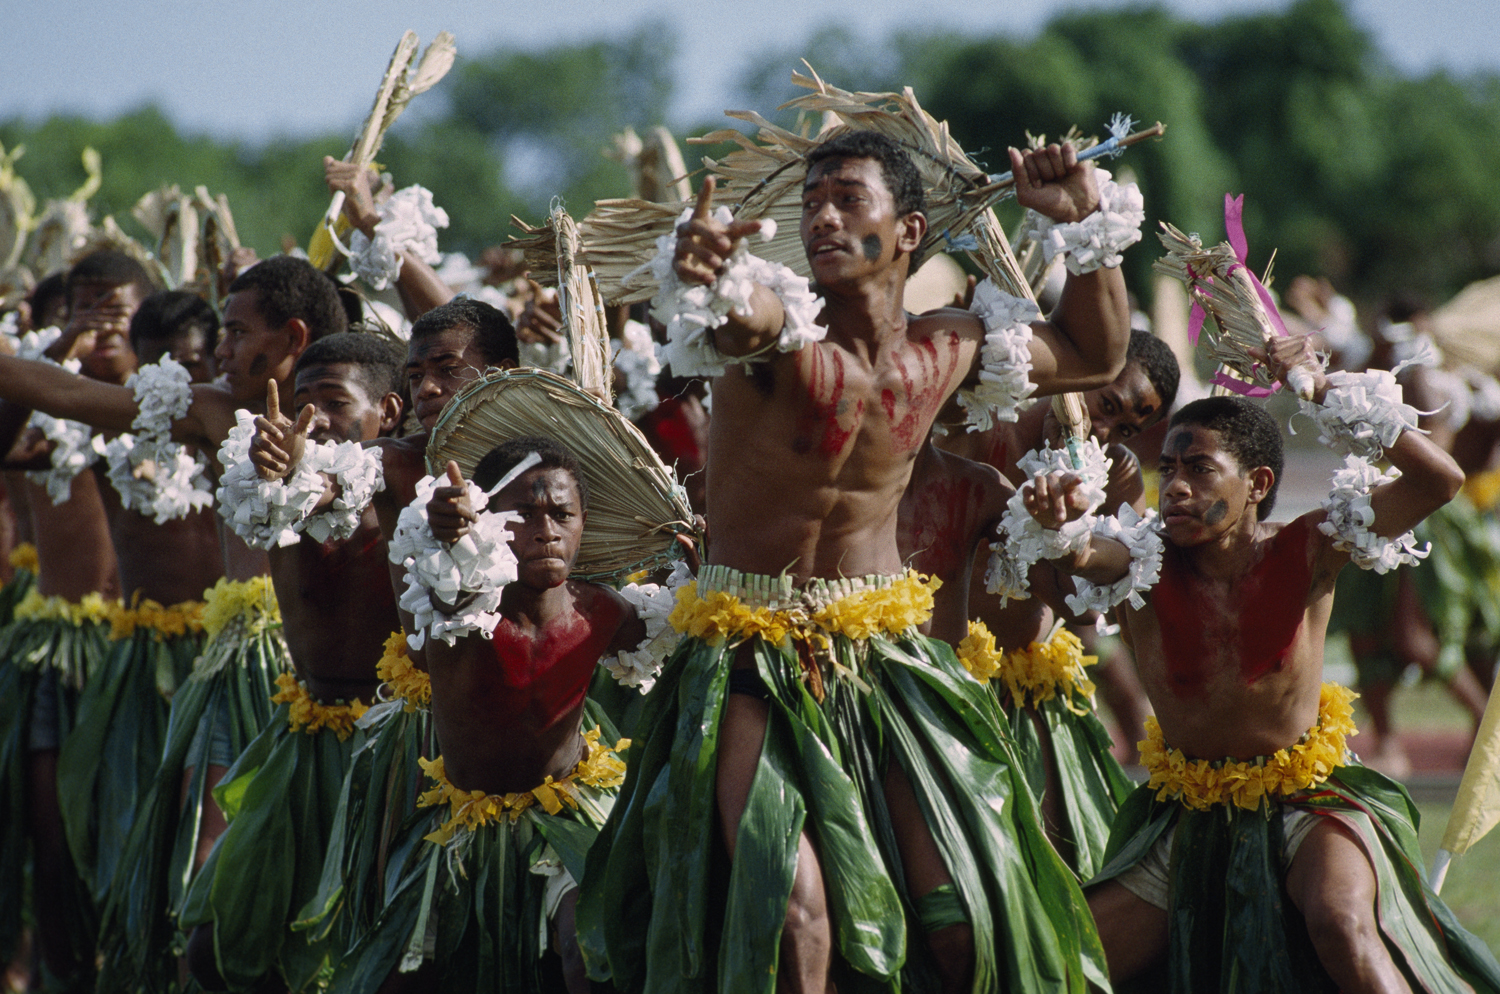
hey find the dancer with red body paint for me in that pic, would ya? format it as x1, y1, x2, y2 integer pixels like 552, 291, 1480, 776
1023, 334, 1500, 993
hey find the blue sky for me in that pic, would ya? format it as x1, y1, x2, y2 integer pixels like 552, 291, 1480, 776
3, 0, 1496, 141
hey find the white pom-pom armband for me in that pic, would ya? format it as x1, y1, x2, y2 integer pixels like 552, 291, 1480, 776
1021, 168, 1144, 275
645, 207, 825, 378
298, 440, 385, 543
1296, 368, 1425, 461
604, 561, 693, 693
215, 411, 326, 548
388, 474, 522, 651
956, 279, 1038, 432
1063, 504, 1164, 615
347, 186, 450, 292
985, 439, 1111, 605
1317, 454, 1429, 573
106, 357, 215, 520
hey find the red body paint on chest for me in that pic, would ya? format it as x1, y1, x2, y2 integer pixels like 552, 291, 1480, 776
885, 337, 960, 453
794, 350, 862, 458
1152, 519, 1313, 696
905, 474, 981, 580
486, 612, 611, 728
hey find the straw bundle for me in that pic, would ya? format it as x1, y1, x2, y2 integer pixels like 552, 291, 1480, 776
510, 205, 613, 400
607, 125, 693, 204
426, 368, 697, 581
1429, 275, 1500, 376
131, 186, 240, 296
1154, 221, 1314, 399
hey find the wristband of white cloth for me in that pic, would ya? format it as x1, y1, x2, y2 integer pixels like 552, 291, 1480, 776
1021, 169, 1144, 275
646, 206, 825, 378
1064, 504, 1164, 616
1297, 368, 1425, 461
97, 434, 214, 524
214, 410, 326, 549
25, 412, 97, 505
957, 279, 1038, 432
347, 185, 450, 292
985, 440, 1112, 605
388, 475, 522, 651
297, 439, 385, 543
1317, 454, 1429, 573
604, 561, 693, 693
129, 358, 194, 439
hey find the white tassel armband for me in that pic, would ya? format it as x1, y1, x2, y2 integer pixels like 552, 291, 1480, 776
1063, 504, 1164, 615
1296, 368, 1425, 461
1318, 454, 1429, 573
97, 434, 213, 524
985, 439, 1112, 605
1021, 169, 1144, 275
388, 475, 521, 651
25, 413, 97, 505
646, 207, 825, 378
215, 411, 326, 548
298, 440, 385, 543
604, 561, 693, 693
957, 279, 1038, 432
347, 186, 450, 292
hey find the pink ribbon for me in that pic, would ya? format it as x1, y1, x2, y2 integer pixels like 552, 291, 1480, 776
1187, 193, 1290, 395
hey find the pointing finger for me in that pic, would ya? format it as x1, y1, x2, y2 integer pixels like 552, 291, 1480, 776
266, 379, 280, 417
293, 404, 316, 436
692, 176, 717, 221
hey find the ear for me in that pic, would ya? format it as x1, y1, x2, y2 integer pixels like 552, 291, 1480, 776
378, 392, 404, 435
499, 357, 517, 371
896, 211, 927, 256
1245, 466, 1275, 508
282, 317, 312, 358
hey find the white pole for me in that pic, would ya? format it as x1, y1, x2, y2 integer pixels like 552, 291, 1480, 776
1429, 848, 1453, 894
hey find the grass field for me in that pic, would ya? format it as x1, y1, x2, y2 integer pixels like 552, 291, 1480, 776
1416, 800, 1500, 952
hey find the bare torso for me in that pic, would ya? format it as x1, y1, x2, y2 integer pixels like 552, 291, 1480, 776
422, 580, 634, 795
707, 311, 981, 581
93, 463, 223, 606
1121, 515, 1338, 759
27, 474, 119, 601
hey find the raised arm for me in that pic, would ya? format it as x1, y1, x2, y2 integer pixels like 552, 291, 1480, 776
1023, 470, 1134, 586
674, 177, 785, 357
0, 355, 140, 432
1009, 144, 1131, 395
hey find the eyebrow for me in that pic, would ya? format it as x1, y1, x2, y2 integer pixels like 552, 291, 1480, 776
803, 175, 872, 193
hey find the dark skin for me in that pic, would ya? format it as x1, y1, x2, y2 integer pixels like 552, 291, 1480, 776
1027, 335, 1462, 993
677, 145, 1129, 994
422, 463, 643, 994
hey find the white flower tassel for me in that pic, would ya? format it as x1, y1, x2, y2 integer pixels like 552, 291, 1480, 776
957, 279, 1038, 431
26, 413, 97, 504
1318, 454, 1429, 573
348, 186, 450, 291
298, 440, 385, 543
389, 475, 523, 651
986, 439, 1112, 605
1021, 169, 1144, 275
215, 411, 328, 548
644, 207, 825, 378
1064, 504, 1165, 615
106, 357, 216, 521
605, 561, 693, 693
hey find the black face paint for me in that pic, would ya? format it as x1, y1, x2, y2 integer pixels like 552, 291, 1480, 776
1171, 430, 1194, 454
861, 234, 882, 262
248, 354, 268, 376
1205, 500, 1228, 525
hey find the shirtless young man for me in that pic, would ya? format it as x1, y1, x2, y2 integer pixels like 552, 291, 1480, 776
183, 332, 407, 993
326, 438, 642, 994
1024, 336, 1500, 992
584, 129, 1132, 994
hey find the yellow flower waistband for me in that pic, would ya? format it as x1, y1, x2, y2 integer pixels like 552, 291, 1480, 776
376, 631, 430, 711
9, 543, 38, 574
417, 728, 630, 846
13, 589, 118, 627
271, 672, 368, 741
669, 567, 939, 645
956, 621, 1098, 713
1140, 683, 1357, 812
201, 576, 281, 639
109, 597, 205, 641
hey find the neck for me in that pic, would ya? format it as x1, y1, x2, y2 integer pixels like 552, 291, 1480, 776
1178, 515, 1263, 579
815, 267, 910, 348
501, 579, 574, 629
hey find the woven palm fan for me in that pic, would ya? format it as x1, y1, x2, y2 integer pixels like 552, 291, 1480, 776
1429, 275, 1500, 375
510, 204, 613, 400
1154, 221, 1316, 400
426, 367, 697, 581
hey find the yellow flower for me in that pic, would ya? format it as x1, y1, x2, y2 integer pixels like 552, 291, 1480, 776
201, 577, 281, 639
668, 571, 937, 646
963, 623, 1098, 713
417, 728, 630, 845
956, 621, 1004, 682
13, 589, 121, 626
109, 596, 205, 641
1140, 683, 1357, 811
8, 543, 38, 574
270, 672, 368, 741
376, 631, 430, 710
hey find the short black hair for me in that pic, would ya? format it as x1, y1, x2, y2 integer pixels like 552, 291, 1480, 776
295, 331, 405, 401
1126, 330, 1180, 415
227, 255, 347, 342
66, 250, 156, 304
805, 130, 926, 219
129, 291, 220, 356
409, 297, 519, 369
1169, 396, 1283, 519
473, 435, 588, 513
27, 272, 69, 327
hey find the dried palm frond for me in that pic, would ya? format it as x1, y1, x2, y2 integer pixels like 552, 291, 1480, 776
0, 142, 36, 272
426, 368, 697, 580
1430, 275, 1500, 376
607, 125, 694, 203
508, 204, 613, 400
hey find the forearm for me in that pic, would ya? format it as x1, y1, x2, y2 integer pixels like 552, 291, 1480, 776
1368, 429, 1463, 535
395, 252, 455, 322
710, 284, 787, 357
1044, 267, 1130, 390
0, 355, 137, 432
1056, 534, 1133, 585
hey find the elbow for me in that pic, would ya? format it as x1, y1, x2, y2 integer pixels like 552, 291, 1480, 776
1436, 460, 1464, 506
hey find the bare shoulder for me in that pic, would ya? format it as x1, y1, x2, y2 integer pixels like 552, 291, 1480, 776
910, 306, 984, 344
934, 444, 1014, 519
184, 381, 242, 446
376, 434, 432, 504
